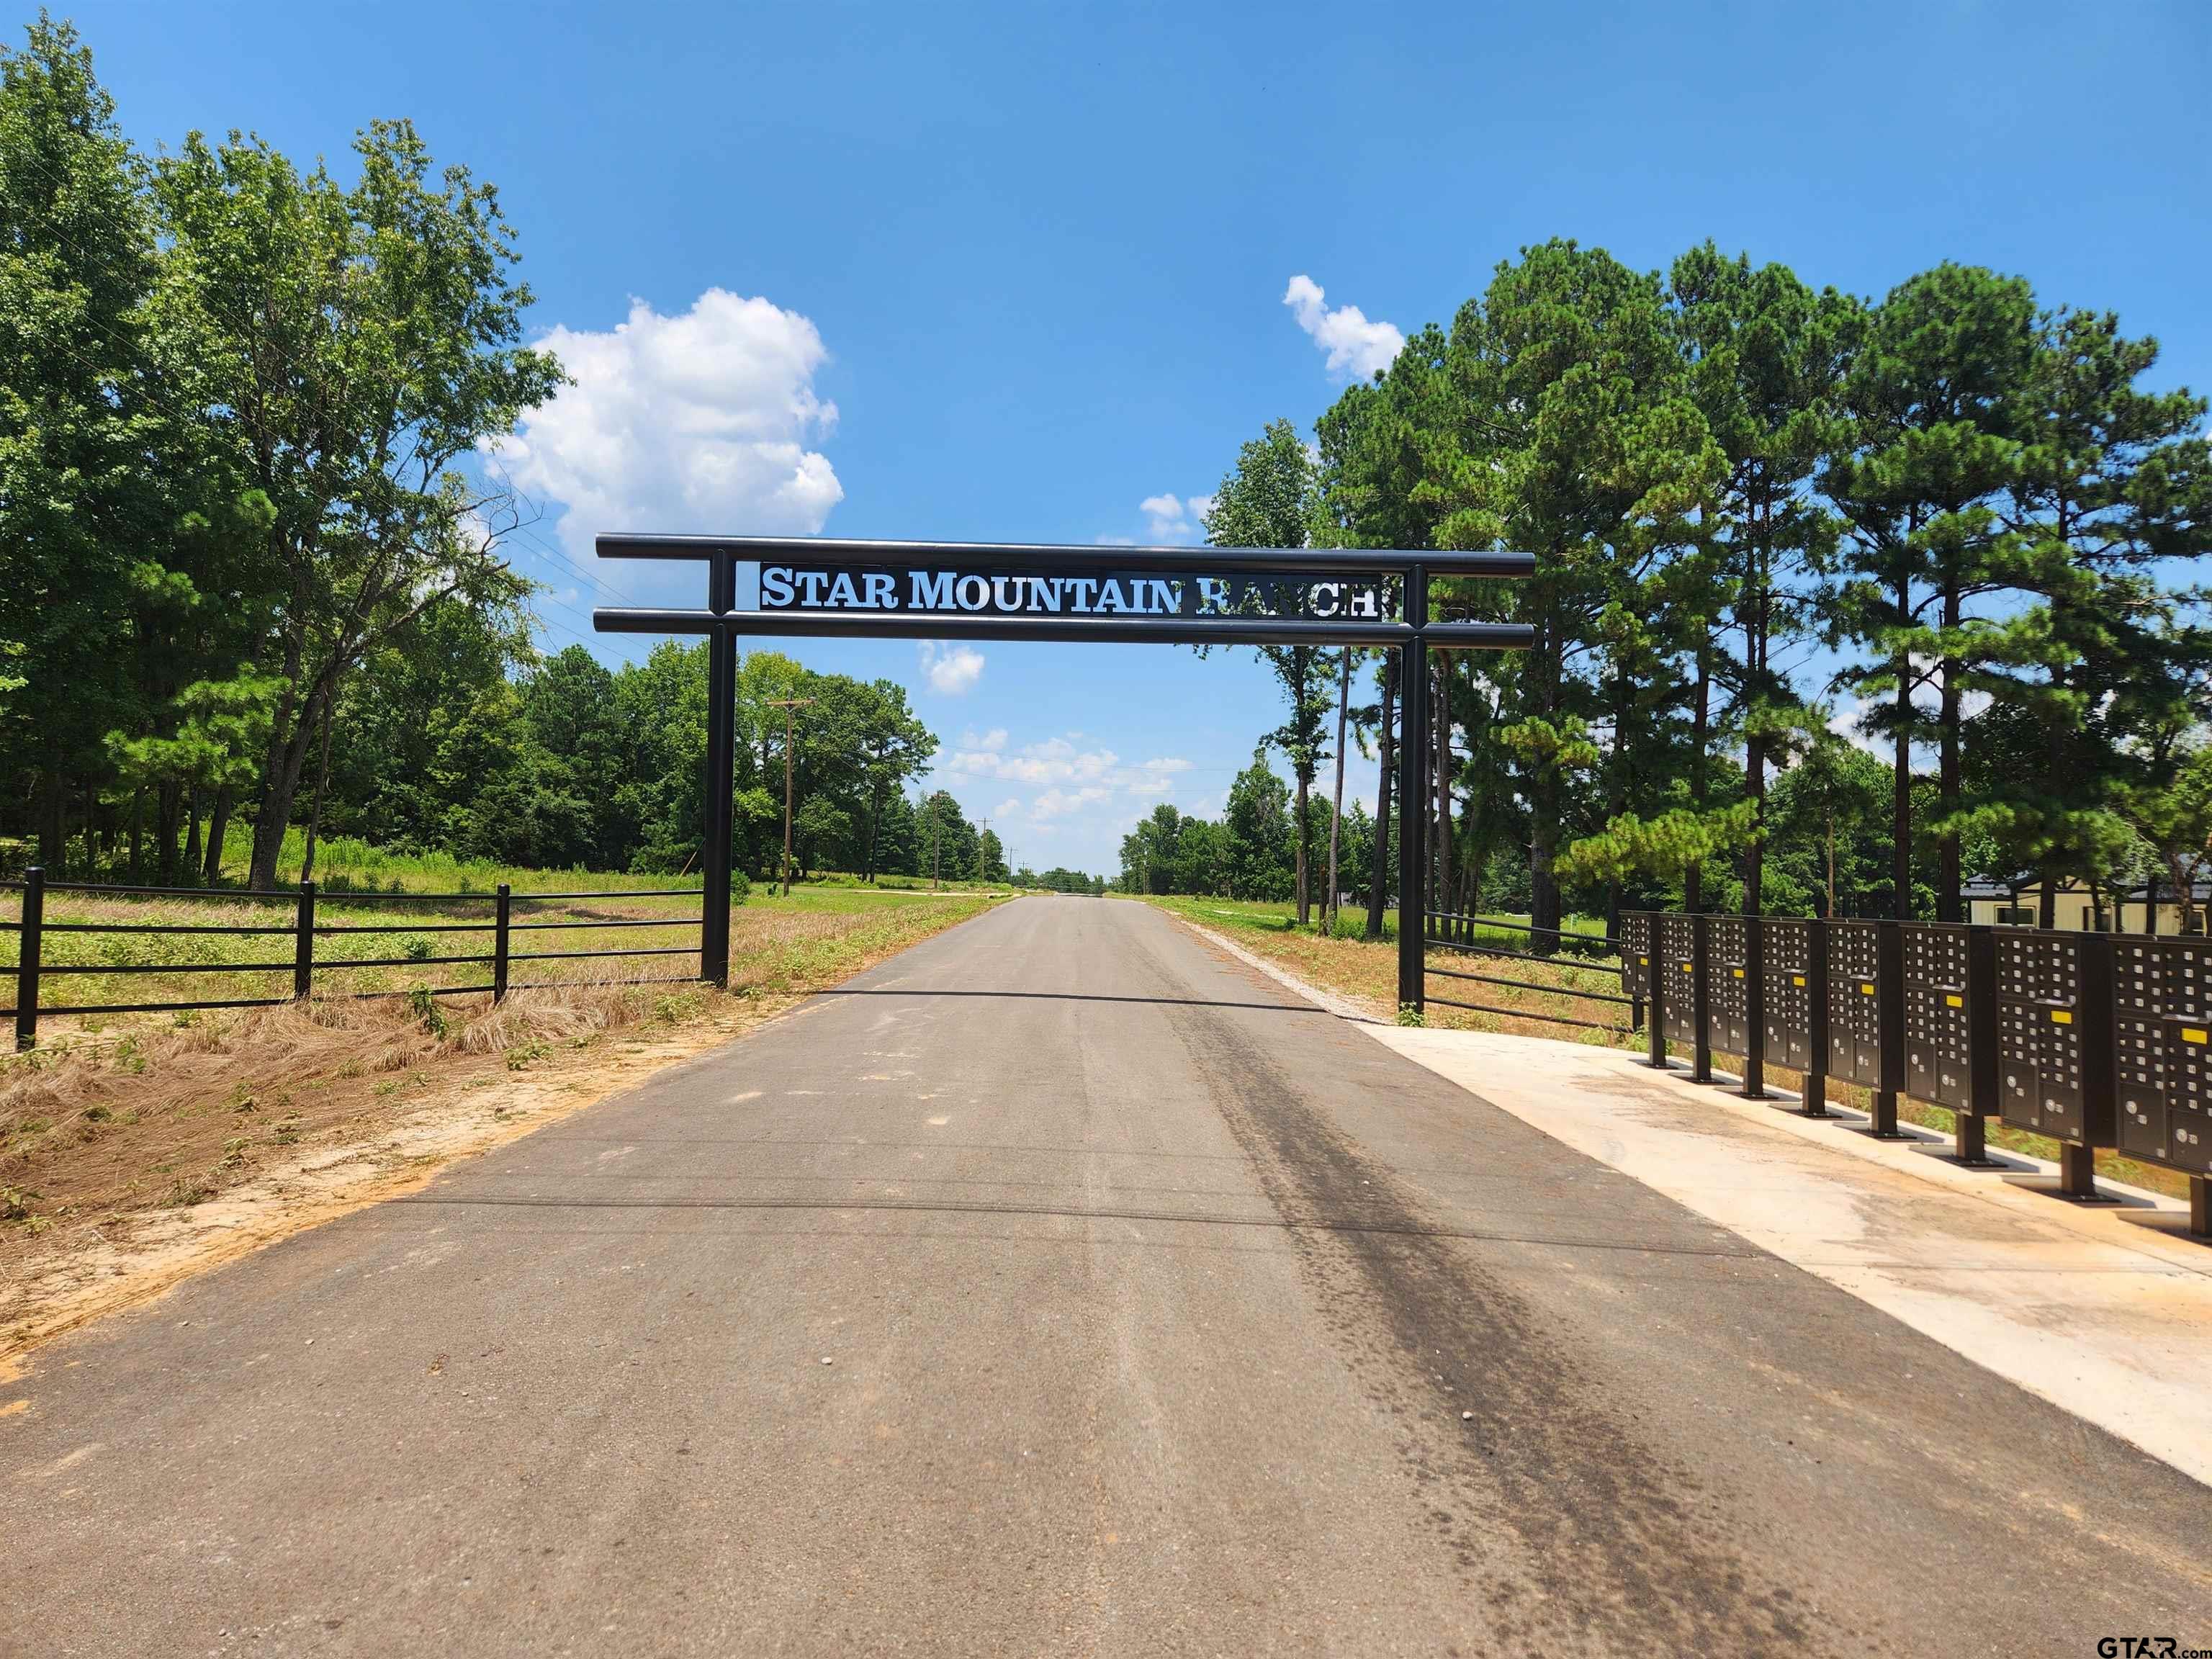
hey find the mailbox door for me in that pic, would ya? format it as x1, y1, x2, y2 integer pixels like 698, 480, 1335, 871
1707, 917, 1748, 1057
1621, 913, 1652, 1002
2113, 938, 2167, 1163
1997, 994, 2043, 1131
1762, 920, 1810, 1073
1828, 923, 1882, 1087
1658, 914, 1696, 1046
2162, 940, 2212, 1174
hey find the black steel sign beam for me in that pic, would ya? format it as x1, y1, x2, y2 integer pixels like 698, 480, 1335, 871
592, 534, 1533, 1010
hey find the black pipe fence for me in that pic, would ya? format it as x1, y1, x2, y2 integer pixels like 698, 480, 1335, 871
4, 867, 707, 1052
1419, 910, 1642, 1040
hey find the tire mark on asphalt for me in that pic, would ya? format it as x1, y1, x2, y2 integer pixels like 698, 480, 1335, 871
1136, 927, 1843, 1656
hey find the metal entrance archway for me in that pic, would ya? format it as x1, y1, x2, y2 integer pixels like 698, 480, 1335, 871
590, 534, 1532, 1010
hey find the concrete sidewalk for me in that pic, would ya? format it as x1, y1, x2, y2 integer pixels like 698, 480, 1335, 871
1374, 1024, 2212, 1488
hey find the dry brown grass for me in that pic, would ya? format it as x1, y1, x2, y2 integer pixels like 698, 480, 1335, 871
0, 982, 675, 1233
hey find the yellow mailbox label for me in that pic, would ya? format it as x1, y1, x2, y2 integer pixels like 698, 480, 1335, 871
1945, 994, 1963, 1008
2051, 1010, 2072, 1025
1791, 975, 1805, 987
2183, 1028, 2208, 1046
1731, 968, 1744, 979
1638, 955, 1648, 964
1681, 962, 1693, 972
1860, 982, 1875, 994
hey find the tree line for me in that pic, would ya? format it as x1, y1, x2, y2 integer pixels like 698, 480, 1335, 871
1175, 242, 2211, 942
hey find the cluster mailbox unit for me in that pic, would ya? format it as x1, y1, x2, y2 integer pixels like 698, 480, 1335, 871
1622, 910, 2211, 1239
2112, 937, 2212, 1185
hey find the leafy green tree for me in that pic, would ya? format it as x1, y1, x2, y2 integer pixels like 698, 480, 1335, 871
152, 117, 562, 886
1974, 305, 2212, 921
1430, 240, 1719, 944
1222, 749, 1295, 901
1668, 246, 1856, 913
0, 18, 157, 871
1204, 419, 1333, 924
1820, 264, 2038, 918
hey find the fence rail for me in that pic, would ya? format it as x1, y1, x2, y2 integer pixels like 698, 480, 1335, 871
1419, 909, 1642, 1041
5, 867, 708, 1052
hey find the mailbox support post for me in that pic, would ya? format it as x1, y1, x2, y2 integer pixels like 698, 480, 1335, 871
1643, 917, 1669, 1071
2192, 1175, 2208, 1241
2060, 932, 2118, 1202
1869, 920, 1906, 1138
1691, 914, 1713, 1084
1956, 925, 1997, 1164
1803, 917, 1830, 1115
1738, 916, 1766, 1100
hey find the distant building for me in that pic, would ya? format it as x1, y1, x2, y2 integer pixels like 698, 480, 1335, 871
1962, 876, 2212, 935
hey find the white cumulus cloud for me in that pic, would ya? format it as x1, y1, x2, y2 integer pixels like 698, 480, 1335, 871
1135, 492, 1215, 542
488, 289, 843, 565
1284, 274, 1403, 380
918, 642, 986, 696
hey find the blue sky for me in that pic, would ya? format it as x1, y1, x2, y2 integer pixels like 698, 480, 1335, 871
67, 0, 2212, 875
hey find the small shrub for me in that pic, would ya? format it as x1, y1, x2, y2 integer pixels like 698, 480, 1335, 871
270, 1115, 302, 1146
401, 935, 433, 963
1395, 1003, 1425, 1028
1, 1184, 41, 1221
505, 1040, 551, 1073
405, 984, 450, 1039
167, 1177, 213, 1208
654, 990, 704, 1024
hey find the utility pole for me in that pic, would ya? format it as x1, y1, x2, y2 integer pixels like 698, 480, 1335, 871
768, 697, 814, 896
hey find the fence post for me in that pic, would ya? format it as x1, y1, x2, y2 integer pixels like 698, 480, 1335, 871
493, 882, 512, 1004
13, 866, 42, 1052
1804, 916, 1830, 1116
1691, 914, 1713, 1084
1739, 914, 1766, 1100
293, 879, 316, 1002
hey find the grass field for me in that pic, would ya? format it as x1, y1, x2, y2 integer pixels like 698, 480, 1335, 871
1143, 893, 2195, 1202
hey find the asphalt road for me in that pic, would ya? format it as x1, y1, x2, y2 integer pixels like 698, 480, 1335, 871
7, 897, 2209, 1655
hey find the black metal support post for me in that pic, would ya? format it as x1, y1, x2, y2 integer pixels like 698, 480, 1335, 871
701, 550, 737, 988
1869, 919, 1905, 1138
493, 882, 512, 1004
1395, 565, 1427, 1017
1958, 925, 1997, 1164
292, 880, 316, 1002
2059, 1142, 2098, 1201
1803, 917, 1830, 1115
1739, 916, 1765, 1100
1645, 922, 1668, 1070
2192, 1174, 2208, 1241
1691, 914, 1713, 1083
13, 865, 42, 1051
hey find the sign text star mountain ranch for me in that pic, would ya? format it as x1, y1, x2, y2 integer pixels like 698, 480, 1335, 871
761, 564, 1390, 619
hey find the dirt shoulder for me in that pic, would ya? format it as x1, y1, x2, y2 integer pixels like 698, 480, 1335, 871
1, 894, 1006, 1361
